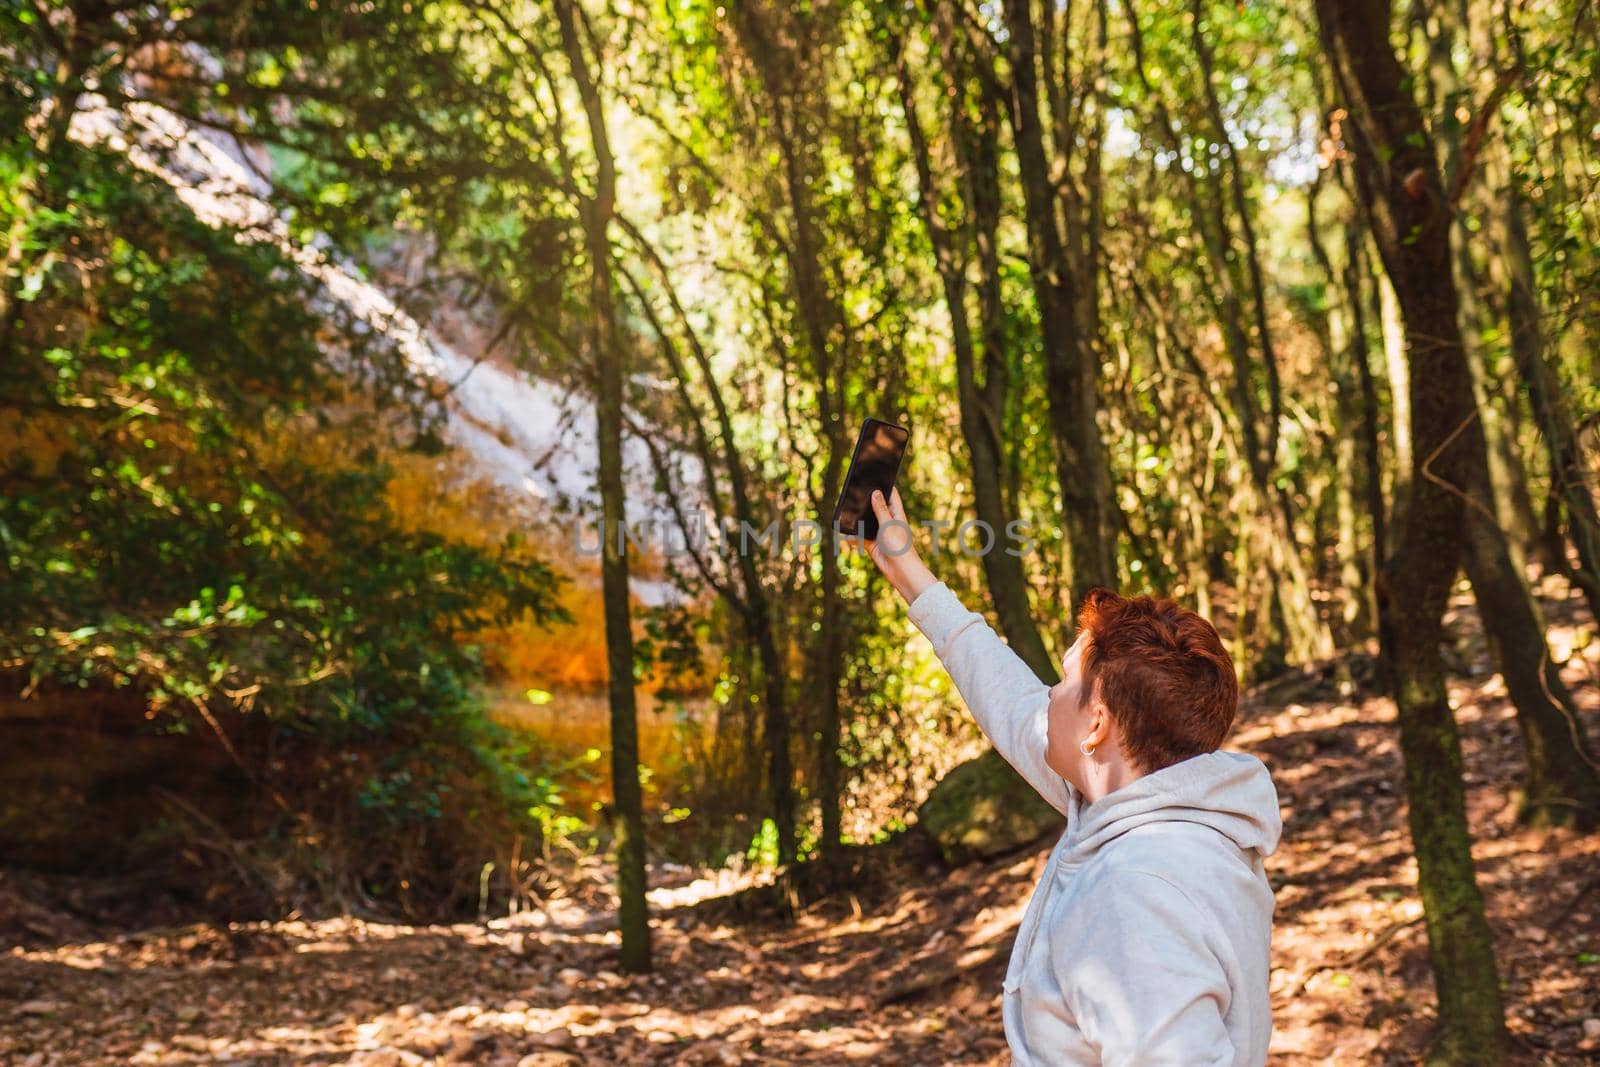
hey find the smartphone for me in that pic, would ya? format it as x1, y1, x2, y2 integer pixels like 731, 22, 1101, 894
831, 417, 910, 541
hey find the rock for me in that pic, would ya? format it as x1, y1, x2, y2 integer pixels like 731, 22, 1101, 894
916, 749, 1063, 865
18, 1000, 64, 1015
175, 1004, 203, 1024
1583, 1017, 1600, 1040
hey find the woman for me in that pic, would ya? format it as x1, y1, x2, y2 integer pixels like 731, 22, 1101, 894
860, 488, 1280, 1067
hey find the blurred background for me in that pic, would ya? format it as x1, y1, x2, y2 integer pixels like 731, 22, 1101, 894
2, 1, 1598, 1063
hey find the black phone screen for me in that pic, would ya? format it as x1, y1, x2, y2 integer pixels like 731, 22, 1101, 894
831, 418, 909, 541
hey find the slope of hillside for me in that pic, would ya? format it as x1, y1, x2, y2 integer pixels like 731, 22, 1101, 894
69, 92, 695, 593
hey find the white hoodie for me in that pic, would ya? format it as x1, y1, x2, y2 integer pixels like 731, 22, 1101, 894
908, 582, 1281, 1067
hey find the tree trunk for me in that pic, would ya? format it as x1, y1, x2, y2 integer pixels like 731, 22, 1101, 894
731, 5, 854, 868
1376, 271, 1412, 511
1000, 0, 1118, 605
1344, 219, 1388, 635
1314, 0, 1506, 1057
555, 0, 651, 972
1193, 0, 1330, 664
1491, 164, 1600, 623
815, 446, 846, 869
779, 137, 842, 870
1415, 0, 1600, 828
1419, 1, 1540, 570
1189, 0, 1283, 466
897, 23, 1055, 682
1459, 526, 1600, 827
616, 219, 803, 860
1306, 175, 1371, 642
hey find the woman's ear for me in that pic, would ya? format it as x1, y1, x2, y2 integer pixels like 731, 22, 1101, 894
1084, 701, 1112, 749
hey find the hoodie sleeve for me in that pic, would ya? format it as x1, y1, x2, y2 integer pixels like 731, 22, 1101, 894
1053, 868, 1235, 1067
906, 581, 1073, 816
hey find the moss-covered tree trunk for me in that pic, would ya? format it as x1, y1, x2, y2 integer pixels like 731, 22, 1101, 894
1313, 0, 1506, 1059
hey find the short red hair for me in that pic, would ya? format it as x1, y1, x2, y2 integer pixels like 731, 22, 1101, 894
1076, 588, 1238, 772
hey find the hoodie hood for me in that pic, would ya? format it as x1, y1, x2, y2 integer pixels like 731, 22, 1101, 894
1064, 750, 1281, 862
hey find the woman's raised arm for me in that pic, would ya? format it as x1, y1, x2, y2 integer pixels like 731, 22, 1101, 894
860, 489, 1074, 816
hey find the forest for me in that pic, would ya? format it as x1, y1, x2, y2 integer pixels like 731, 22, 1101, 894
2, 0, 1599, 1063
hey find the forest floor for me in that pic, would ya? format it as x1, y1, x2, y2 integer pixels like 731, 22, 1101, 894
4, 582, 1600, 1065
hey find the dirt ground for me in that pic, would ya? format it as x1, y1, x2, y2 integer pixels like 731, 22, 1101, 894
3, 586, 1600, 1065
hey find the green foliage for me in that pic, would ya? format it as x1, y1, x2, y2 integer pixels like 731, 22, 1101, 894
2, 140, 560, 718
0, 79, 567, 912
744, 817, 781, 868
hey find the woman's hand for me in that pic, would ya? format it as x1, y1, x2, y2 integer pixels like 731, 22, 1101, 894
861, 487, 937, 604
